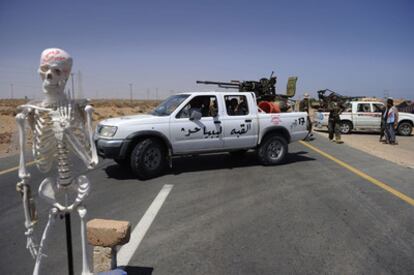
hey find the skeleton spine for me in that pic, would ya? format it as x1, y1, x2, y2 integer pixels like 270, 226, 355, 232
57, 140, 72, 186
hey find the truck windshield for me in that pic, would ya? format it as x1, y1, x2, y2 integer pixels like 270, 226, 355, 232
151, 94, 190, 116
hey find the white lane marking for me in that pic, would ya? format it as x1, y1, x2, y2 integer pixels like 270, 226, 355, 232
117, 184, 174, 266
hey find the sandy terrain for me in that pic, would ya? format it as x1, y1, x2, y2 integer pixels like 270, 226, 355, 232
0, 99, 159, 158
314, 130, 414, 169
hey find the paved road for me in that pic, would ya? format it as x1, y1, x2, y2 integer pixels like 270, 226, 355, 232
0, 136, 413, 274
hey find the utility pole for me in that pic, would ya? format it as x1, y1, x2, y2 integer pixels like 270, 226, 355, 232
10, 84, 14, 99
146, 88, 150, 100
155, 88, 159, 101
383, 89, 389, 99
129, 83, 133, 103
77, 70, 83, 99
70, 73, 75, 99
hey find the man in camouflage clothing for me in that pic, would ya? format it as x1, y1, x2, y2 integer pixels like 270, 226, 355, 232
328, 95, 344, 144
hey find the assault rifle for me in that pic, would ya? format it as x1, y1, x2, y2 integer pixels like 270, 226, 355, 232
196, 72, 297, 102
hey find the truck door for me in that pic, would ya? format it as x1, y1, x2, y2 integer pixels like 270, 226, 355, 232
170, 95, 224, 153
355, 103, 375, 128
220, 94, 258, 149
372, 103, 384, 130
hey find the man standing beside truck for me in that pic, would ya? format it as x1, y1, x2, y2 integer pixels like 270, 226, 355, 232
299, 92, 313, 140
328, 95, 344, 144
384, 98, 399, 145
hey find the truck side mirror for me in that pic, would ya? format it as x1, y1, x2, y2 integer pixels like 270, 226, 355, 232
189, 109, 202, 121
286, 76, 297, 98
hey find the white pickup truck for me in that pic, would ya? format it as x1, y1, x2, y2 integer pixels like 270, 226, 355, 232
95, 92, 309, 179
314, 101, 414, 136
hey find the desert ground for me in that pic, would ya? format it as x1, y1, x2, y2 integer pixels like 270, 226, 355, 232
0, 99, 159, 157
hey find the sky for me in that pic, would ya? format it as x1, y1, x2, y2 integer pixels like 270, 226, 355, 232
0, 0, 413, 100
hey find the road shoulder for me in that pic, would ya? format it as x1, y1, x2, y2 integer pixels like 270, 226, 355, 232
313, 130, 414, 169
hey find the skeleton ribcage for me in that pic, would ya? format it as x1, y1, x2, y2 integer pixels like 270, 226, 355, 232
32, 107, 90, 175
32, 111, 56, 173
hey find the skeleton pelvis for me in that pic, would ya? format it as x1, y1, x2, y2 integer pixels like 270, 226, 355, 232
39, 175, 90, 211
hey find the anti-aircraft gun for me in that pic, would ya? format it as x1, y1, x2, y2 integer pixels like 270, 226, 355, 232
196, 72, 298, 112
317, 89, 365, 111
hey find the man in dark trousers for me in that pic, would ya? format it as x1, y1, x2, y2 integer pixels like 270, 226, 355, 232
384, 98, 399, 145
327, 95, 344, 144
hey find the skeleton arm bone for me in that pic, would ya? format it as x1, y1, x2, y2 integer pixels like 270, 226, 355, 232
65, 130, 95, 169
16, 110, 31, 180
84, 105, 98, 168
16, 108, 38, 258
62, 104, 98, 169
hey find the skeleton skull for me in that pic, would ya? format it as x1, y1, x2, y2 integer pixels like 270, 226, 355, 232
39, 48, 72, 97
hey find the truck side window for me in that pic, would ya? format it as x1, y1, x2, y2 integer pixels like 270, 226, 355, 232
373, 103, 384, 113
176, 95, 218, 119
224, 95, 249, 116
357, 103, 371, 112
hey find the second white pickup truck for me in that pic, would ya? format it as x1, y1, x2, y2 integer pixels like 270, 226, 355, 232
95, 92, 309, 179
314, 101, 414, 136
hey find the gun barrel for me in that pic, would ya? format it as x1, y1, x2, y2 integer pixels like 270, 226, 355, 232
196, 80, 238, 85
196, 80, 240, 89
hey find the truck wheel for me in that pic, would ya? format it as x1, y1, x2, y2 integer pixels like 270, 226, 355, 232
258, 135, 288, 165
130, 138, 166, 180
397, 122, 412, 136
340, 121, 352, 134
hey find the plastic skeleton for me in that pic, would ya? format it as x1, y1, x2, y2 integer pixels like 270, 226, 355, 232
16, 48, 98, 275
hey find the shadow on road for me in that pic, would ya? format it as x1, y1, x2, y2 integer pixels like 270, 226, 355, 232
119, 266, 153, 274
104, 151, 316, 181
315, 129, 412, 137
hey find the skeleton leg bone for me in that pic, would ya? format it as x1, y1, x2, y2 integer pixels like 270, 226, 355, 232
33, 208, 58, 275
78, 206, 92, 275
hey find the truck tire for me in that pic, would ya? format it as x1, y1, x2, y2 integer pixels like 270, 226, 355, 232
258, 135, 288, 165
130, 138, 166, 180
397, 122, 413, 136
340, 121, 352, 134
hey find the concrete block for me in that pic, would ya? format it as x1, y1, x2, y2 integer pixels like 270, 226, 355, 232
93, 246, 116, 273
87, 219, 131, 247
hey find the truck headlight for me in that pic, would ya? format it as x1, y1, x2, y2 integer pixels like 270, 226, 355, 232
99, 125, 118, 137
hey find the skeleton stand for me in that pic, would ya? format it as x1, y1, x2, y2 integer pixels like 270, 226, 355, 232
64, 213, 74, 275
